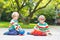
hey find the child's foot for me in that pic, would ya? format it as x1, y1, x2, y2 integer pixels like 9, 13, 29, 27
48, 33, 52, 35
27, 32, 31, 35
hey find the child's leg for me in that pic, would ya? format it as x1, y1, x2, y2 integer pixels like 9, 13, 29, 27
32, 30, 42, 36
4, 31, 9, 35
41, 32, 47, 36
27, 30, 36, 35
30, 30, 42, 36
27, 30, 47, 36
8, 30, 18, 35
19, 29, 25, 35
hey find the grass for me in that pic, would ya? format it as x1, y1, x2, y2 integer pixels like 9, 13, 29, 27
0, 22, 60, 29
0, 22, 35, 29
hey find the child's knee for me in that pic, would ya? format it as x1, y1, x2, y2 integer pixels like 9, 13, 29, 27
19, 29, 25, 35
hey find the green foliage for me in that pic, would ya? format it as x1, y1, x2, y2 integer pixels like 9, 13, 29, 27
33, 8, 56, 24
0, 0, 60, 24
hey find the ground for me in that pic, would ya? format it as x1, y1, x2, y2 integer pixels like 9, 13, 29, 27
0, 26, 60, 40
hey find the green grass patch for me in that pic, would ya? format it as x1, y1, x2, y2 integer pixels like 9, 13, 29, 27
0, 22, 35, 29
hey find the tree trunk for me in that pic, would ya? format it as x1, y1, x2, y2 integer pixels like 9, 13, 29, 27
15, 0, 51, 24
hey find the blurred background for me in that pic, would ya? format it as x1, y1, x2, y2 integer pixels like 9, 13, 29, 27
0, 0, 60, 28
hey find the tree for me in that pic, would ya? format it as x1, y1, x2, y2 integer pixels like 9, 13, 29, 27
0, 0, 4, 20
55, 2, 60, 24
14, 0, 51, 24
0, 0, 51, 24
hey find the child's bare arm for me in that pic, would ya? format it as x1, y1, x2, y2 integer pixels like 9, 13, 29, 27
34, 24, 39, 30
9, 24, 11, 28
9, 22, 14, 28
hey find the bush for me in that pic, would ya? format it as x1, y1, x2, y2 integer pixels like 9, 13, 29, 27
1, 10, 12, 21
33, 8, 56, 24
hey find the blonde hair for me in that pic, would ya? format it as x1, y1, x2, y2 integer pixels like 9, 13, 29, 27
38, 15, 46, 21
12, 12, 19, 18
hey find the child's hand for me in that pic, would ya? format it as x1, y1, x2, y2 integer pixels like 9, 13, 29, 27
16, 26, 19, 29
16, 26, 22, 31
16, 27, 19, 31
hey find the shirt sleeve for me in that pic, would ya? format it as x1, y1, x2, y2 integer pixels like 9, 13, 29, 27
45, 23, 49, 31
45, 23, 48, 28
10, 20, 15, 25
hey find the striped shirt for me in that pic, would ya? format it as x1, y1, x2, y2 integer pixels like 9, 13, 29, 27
34, 22, 49, 32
